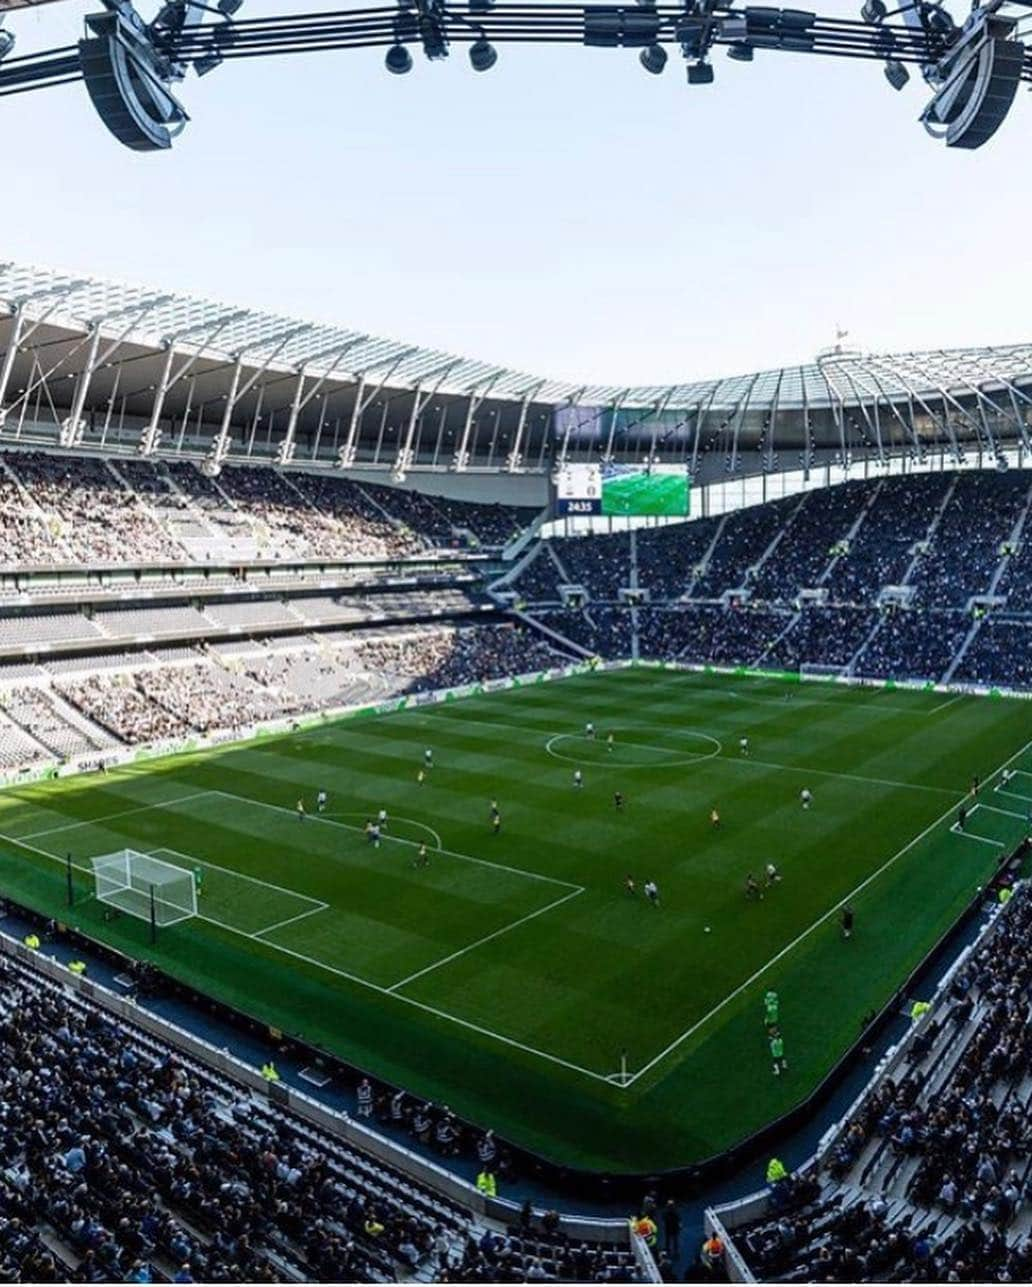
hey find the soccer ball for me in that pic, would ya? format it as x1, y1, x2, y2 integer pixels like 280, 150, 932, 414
704, 926, 712, 933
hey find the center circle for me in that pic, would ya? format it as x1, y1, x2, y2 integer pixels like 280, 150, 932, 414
544, 732, 721, 769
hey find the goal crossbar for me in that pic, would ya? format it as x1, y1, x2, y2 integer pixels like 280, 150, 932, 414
91, 849, 197, 927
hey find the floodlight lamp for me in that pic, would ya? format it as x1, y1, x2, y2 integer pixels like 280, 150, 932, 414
883, 57, 909, 88
639, 42, 667, 72
687, 60, 714, 83
469, 0, 492, 11
727, 40, 754, 59
194, 52, 223, 74
385, 42, 414, 72
861, 0, 886, 21
217, 0, 243, 14
925, 7, 955, 34
0, 27, 14, 61
469, 37, 497, 70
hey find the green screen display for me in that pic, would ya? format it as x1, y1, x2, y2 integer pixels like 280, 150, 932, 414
600, 466, 691, 517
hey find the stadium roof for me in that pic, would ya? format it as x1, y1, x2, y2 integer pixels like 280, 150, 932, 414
2, 261, 1031, 413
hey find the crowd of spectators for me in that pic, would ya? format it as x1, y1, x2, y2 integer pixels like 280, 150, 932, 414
57, 674, 191, 746
509, 546, 565, 603
547, 534, 633, 602
0, 687, 113, 759
750, 483, 869, 603
997, 539, 1032, 612
825, 475, 952, 604
633, 522, 714, 601
3, 452, 181, 566
134, 663, 285, 733
531, 608, 634, 660
508, 471, 1032, 689
0, 950, 468, 1282
764, 607, 877, 671
0, 450, 543, 567
356, 623, 565, 692
909, 471, 1031, 608
355, 482, 535, 551
955, 619, 1032, 689
0, 625, 566, 769
0, 933, 652, 1285
859, 609, 972, 683
722, 885, 1032, 1283
691, 500, 792, 598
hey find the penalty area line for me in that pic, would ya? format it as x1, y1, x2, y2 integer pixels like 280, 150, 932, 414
205, 788, 580, 892
13, 791, 216, 842
253, 903, 331, 939
719, 754, 961, 798
0, 828, 612, 1086
622, 735, 1032, 1089
387, 886, 585, 993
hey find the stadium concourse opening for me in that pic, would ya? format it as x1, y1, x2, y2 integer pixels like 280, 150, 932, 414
0, 663, 1029, 1175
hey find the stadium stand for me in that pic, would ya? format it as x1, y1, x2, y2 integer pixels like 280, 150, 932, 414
707, 882, 1032, 1284
0, 929, 649, 1285
2, 624, 566, 760
1, 456, 1031, 784
0, 451, 541, 568
511, 469, 1032, 689
749, 483, 869, 603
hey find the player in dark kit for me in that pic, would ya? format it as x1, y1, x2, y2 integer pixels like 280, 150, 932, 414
614, 791, 624, 811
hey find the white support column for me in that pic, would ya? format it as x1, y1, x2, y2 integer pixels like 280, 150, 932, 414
453, 392, 480, 473
209, 356, 244, 471
62, 294, 175, 446
206, 325, 311, 472
645, 390, 674, 462
0, 302, 27, 426
277, 336, 367, 467
506, 381, 545, 473
452, 378, 499, 472
277, 368, 308, 466
140, 309, 249, 456
338, 375, 367, 469
603, 392, 629, 461
554, 386, 588, 471
392, 361, 462, 479
337, 348, 417, 470
60, 323, 103, 446
141, 343, 177, 456
392, 382, 428, 481
0, 279, 90, 431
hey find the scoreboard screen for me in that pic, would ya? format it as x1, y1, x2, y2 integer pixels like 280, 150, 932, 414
556, 464, 691, 517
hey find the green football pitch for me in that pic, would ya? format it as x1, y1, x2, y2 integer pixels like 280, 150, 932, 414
0, 668, 1029, 1173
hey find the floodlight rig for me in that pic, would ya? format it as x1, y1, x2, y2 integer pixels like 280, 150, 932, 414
0, 0, 1029, 150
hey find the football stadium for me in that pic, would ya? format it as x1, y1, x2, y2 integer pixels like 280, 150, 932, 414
1, 0, 1032, 1265
0, 261, 1028, 1283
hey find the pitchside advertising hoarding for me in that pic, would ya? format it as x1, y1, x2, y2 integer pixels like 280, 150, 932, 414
555, 463, 691, 517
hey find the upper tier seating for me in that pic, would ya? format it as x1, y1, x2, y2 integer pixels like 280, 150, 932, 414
0, 451, 542, 567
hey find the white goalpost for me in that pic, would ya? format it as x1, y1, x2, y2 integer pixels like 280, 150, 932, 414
91, 850, 197, 927
799, 662, 848, 681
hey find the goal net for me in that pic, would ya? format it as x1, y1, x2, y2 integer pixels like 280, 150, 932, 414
91, 850, 197, 927
800, 662, 848, 681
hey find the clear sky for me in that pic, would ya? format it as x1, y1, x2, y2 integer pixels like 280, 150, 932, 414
3, 0, 1030, 387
